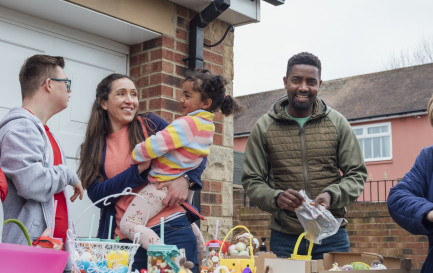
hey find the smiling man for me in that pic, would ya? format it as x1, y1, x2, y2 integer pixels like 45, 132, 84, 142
242, 52, 367, 259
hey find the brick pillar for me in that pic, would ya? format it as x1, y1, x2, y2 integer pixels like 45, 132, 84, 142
129, 5, 235, 241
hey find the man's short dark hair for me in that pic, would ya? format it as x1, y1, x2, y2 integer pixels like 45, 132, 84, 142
286, 52, 321, 79
19, 54, 65, 100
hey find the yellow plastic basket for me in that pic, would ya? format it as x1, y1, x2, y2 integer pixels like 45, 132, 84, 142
290, 232, 314, 261
218, 225, 256, 273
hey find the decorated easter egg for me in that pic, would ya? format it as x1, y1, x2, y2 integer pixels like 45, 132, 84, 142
117, 265, 129, 273
76, 259, 90, 271
107, 250, 129, 268
350, 261, 370, 270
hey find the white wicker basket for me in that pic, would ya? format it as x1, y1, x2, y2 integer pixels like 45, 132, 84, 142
68, 187, 148, 273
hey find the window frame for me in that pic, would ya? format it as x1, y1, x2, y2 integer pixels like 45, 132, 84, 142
352, 122, 392, 162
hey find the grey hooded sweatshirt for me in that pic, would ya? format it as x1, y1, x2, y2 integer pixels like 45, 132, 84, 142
0, 107, 78, 271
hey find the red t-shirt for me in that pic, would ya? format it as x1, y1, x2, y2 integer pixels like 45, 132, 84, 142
44, 125, 68, 247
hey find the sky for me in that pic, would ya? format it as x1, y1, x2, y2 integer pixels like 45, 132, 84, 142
233, 0, 433, 97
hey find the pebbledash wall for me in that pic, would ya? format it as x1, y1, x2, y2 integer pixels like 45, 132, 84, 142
233, 187, 429, 270
129, 5, 234, 241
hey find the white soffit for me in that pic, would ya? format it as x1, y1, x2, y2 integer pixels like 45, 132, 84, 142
169, 0, 260, 26
0, 0, 160, 45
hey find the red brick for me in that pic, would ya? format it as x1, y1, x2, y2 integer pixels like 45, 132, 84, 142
162, 74, 183, 88
150, 48, 162, 61
162, 61, 174, 74
143, 38, 162, 50
176, 41, 188, 54
153, 110, 174, 123
130, 66, 141, 78
174, 52, 187, 65
175, 65, 187, 77
162, 49, 175, 62
145, 61, 162, 74
138, 101, 147, 112
135, 76, 149, 89
130, 43, 142, 55
145, 85, 174, 98
211, 43, 223, 54
202, 193, 222, 204
203, 50, 223, 65
149, 98, 180, 112
204, 62, 212, 71
201, 205, 210, 216
149, 73, 162, 85
162, 36, 175, 49
176, 5, 188, 18
210, 181, 222, 193
213, 134, 223, 145
212, 64, 224, 75
214, 122, 223, 134
202, 180, 211, 191
176, 28, 187, 41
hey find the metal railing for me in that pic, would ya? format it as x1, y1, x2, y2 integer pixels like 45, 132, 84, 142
242, 179, 400, 207
356, 179, 399, 203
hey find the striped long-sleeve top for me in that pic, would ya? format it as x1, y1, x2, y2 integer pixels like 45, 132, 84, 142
131, 109, 215, 182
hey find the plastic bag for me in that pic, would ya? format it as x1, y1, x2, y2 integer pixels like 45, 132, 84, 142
295, 190, 343, 244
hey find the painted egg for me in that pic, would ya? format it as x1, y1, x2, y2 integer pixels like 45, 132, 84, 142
350, 262, 370, 270
211, 255, 219, 263
229, 245, 239, 255
235, 242, 247, 252
107, 250, 129, 268
238, 250, 249, 256
76, 259, 90, 271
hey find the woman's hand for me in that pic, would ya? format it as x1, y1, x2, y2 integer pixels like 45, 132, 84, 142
137, 161, 151, 174
156, 176, 189, 207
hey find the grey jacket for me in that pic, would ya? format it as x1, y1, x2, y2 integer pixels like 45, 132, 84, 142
0, 107, 78, 271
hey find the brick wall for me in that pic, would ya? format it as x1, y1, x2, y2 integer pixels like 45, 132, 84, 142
233, 188, 428, 269
129, 5, 235, 240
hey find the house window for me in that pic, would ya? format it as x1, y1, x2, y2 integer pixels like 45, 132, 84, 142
353, 122, 392, 162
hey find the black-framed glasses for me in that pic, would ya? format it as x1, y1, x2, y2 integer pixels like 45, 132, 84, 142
41, 78, 71, 92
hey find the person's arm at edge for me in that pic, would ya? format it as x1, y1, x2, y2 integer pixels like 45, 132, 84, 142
387, 148, 433, 235
0, 122, 78, 203
241, 117, 282, 213
322, 114, 367, 209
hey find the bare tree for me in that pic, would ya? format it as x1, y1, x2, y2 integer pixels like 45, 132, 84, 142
383, 36, 433, 70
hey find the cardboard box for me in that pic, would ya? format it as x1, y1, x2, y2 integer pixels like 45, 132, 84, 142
321, 252, 411, 273
255, 253, 323, 273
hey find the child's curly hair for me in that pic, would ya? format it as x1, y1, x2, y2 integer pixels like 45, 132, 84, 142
183, 69, 243, 116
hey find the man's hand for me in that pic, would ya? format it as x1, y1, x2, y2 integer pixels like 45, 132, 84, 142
137, 161, 151, 174
426, 210, 433, 222
311, 192, 332, 210
276, 189, 305, 211
156, 176, 189, 207
70, 180, 84, 202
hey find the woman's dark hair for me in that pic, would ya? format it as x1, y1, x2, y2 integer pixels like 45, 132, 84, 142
183, 69, 243, 116
77, 73, 153, 189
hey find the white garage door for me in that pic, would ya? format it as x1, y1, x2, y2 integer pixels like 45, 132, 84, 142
0, 8, 129, 237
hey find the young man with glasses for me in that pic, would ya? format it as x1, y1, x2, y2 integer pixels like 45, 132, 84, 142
0, 54, 83, 272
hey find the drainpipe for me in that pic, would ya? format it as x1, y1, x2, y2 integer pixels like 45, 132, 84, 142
187, 0, 230, 70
